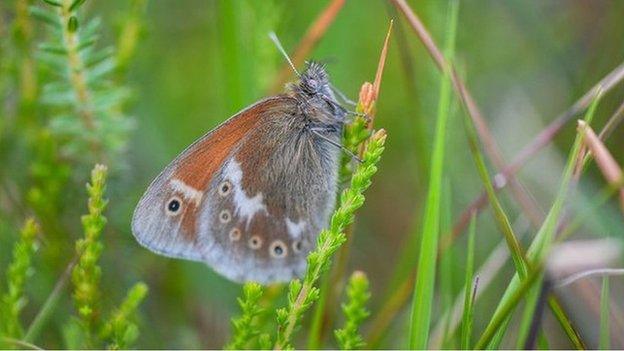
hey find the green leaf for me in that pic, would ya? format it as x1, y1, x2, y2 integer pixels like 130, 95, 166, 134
69, 0, 87, 12
68, 16, 79, 32
42, 0, 63, 7
30, 6, 61, 28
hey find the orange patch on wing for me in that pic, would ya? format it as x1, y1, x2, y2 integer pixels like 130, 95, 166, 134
173, 96, 292, 190
171, 96, 295, 239
180, 202, 198, 239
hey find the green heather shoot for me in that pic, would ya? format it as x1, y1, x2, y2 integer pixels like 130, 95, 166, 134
225, 282, 265, 350
0, 218, 39, 340
72, 164, 108, 345
334, 271, 371, 350
274, 129, 386, 349
101, 282, 149, 350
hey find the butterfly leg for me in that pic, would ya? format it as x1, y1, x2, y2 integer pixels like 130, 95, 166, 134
309, 127, 363, 163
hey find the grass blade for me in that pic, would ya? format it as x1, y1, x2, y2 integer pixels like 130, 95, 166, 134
439, 179, 455, 348
461, 99, 528, 280
460, 213, 476, 349
408, 1, 458, 348
599, 276, 610, 350
516, 276, 544, 348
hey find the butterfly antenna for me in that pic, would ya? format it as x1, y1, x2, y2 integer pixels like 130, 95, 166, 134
269, 31, 300, 77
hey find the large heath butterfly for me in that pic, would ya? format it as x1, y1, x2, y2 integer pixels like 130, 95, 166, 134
131, 60, 348, 284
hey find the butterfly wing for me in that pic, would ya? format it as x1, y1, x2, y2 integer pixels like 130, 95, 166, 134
132, 96, 294, 261
132, 95, 341, 283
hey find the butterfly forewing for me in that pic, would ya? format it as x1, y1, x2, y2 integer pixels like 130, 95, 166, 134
132, 62, 345, 284
132, 95, 340, 283
132, 97, 293, 262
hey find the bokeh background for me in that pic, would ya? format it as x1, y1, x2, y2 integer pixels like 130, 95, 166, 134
1, 0, 624, 349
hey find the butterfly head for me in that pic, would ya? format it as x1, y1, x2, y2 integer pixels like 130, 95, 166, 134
299, 61, 331, 96
290, 61, 346, 128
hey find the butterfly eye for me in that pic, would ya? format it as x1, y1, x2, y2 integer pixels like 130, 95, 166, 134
306, 78, 319, 93
270, 240, 287, 258
219, 209, 232, 223
165, 197, 182, 216
229, 227, 241, 241
218, 180, 232, 196
248, 235, 263, 250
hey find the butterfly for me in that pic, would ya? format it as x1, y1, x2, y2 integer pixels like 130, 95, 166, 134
131, 61, 349, 284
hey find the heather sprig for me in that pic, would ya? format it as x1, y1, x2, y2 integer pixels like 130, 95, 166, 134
35, 0, 134, 165
225, 282, 265, 350
334, 271, 371, 350
71, 164, 108, 343
273, 129, 386, 350
100, 282, 149, 350
0, 218, 39, 339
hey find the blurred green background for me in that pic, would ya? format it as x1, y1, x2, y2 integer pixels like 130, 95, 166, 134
1, 0, 624, 348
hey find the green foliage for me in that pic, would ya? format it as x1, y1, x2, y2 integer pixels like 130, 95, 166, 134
0, 218, 39, 339
66, 164, 148, 349
225, 282, 266, 350
72, 164, 108, 340
1, 0, 148, 349
334, 271, 371, 350
1, 1, 623, 349
35, 0, 133, 165
408, 1, 458, 348
100, 282, 149, 350
475, 93, 602, 350
274, 129, 386, 349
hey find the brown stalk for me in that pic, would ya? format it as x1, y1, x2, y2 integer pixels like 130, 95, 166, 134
598, 99, 624, 141
269, 0, 346, 93
577, 120, 624, 212
576, 98, 624, 178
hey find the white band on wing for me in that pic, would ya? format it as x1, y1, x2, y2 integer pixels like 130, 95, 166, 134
170, 179, 203, 205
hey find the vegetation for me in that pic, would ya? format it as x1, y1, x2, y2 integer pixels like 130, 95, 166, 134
1, 0, 623, 349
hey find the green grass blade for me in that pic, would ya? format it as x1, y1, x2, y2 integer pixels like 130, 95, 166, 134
547, 297, 584, 349
408, 1, 459, 348
460, 213, 476, 349
474, 265, 543, 349
461, 101, 528, 280
477, 92, 602, 349
516, 277, 543, 348
439, 179, 455, 348
599, 276, 610, 350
